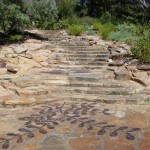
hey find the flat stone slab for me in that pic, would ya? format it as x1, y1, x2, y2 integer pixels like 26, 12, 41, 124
10, 45, 27, 54
0, 102, 149, 150
137, 64, 150, 71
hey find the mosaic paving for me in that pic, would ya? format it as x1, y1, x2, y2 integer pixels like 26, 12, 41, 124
0, 102, 149, 150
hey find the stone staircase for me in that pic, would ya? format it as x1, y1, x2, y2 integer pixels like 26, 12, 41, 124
0, 30, 149, 107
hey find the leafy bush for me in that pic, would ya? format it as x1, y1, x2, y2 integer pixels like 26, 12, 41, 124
100, 12, 117, 24
0, 1, 30, 34
67, 16, 81, 26
10, 34, 23, 41
52, 16, 80, 29
83, 25, 95, 35
93, 22, 103, 30
78, 16, 98, 25
108, 23, 139, 42
25, 0, 58, 29
94, 22, 116, 39
131, 37, 150, 62
131, 24, 150, 62
67, 25, 84, 36
53, 19, 69, 29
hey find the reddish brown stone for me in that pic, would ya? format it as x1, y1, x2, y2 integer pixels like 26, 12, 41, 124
106, 138, 135, 150
16, 89, 37, 96
69, 137, 102, 150
0, 91, 15, 103
125, 112, 147, 127
3, 83, 18, 90
144, 132, 150, 138
140, 139, 150, 150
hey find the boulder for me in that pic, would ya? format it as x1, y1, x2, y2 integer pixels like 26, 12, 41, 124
114, 67, 132, 80
6, 64, 21, 74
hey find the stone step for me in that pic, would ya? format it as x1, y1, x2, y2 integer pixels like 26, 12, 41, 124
51, 53, 110, 58
51, 64, 108, 69
55, 51, 109, 55
55, 61, 108, 66
62, 58, 109, 61
59, 45, 104, 49
48, 87, 136, 95
56, 48, 108, 51
49, 93, 149, 104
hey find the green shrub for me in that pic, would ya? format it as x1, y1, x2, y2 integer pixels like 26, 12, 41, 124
0, 1, 30, 34
131, 24, 150, 62
25, 0, 58, 29
53, 19, 69, 29
78, 16, 98, 25
100, 11, 117, 24
131, 37, 150, 62
83, 25, 95, 35
94, 22, 116, 39
108, 23, 139, 42
67, 16, 81, 25
52, 16, 80, 30
67, 25, 84, 36
93, 22, 103, 30
10, 34, 23, 41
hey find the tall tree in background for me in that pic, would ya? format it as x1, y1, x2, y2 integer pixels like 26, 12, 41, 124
84, 0, 149, 23
57, 0, 77, 19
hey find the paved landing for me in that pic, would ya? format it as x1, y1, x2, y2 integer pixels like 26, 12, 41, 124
0, 102, 150, 150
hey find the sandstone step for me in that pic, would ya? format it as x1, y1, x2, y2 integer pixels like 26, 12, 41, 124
59, 45, 103, 48
58, 43, 90, 46
55, 51, 109, 55
41, 80, 123, 88
51, 64, 108, 70
51, 53, 110, 58
47, 87, 136, 95
55, 61, 108, 66
49, 93, 149, 104
60, 57, 109, 61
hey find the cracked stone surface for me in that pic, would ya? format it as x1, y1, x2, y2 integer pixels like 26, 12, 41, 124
0, 30, 149, 149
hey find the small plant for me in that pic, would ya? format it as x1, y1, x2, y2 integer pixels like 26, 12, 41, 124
10, 34, 23, 41
108, 23, 139, 42
131, 37, 150, 62
131, 24, 150, 62
67, 25, 84, 36
83, 25, 95, 35
94, 22, 116, 39
93, 22, 103, 30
